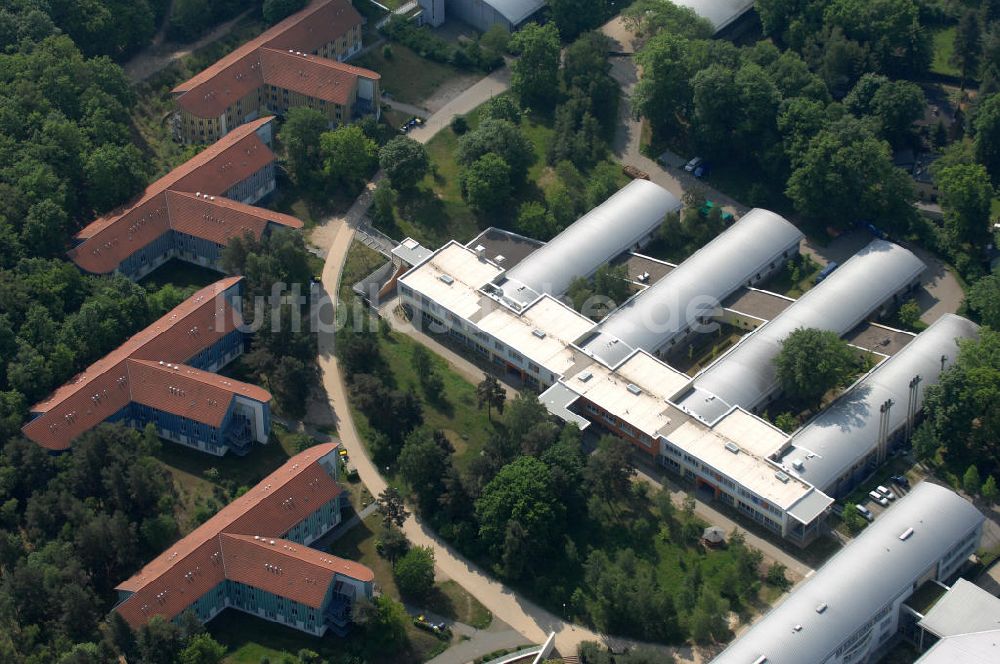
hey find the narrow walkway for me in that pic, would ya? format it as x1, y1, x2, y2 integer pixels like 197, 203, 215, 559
425, 629, 528, 664
124, 9, 255, 83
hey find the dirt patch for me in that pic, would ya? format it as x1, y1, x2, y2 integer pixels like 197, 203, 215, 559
421, 70, 482, 113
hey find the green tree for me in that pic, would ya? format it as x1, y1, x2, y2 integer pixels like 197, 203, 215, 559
975, 93, 1000, 184
394, 545, 435, 599
774, 412, 798, 432
548, 0, 607, 39
320, 125, 378, 188
366, 595, 408, 651
461, 153, 511, 213
476, 374, 506, 421
84, 144, 149, 213
378, 136, 430, 191
371, 180, 396, 229
968, 273, 1000, 328
179, 633, 226, 664
983, 475, 999, 504
936, 163, 994, 250
376, 487, 410, 528
766, 563, 791, 589
263, 0, 307, 25
775, 327, 858, 404
585, 435, 637, 504
787, 117, 915, 234
481, 95, 522, 124
842, 503, 868, 534
475, 457, 564, 561
515, 201, 558, 240
964, 464, 982, 495
953, 9, 982, 88
398, 428, 450, 513
871, 79, 925, 146
509, 22, 560, 109
456, 119, 534, 181
623, 0, 713, 39
897, 300, 921, 330
279, 107, 328, 187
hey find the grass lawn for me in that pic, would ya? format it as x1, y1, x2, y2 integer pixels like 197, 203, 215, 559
931, 26, 960, 78
138, 258, 222, 293
426, 580, 493, 629
354, 43, 468, 107
339, 240, 388, 302
351, 328, 496, 472
155, 425, 305, 529
387, 99, 627, 248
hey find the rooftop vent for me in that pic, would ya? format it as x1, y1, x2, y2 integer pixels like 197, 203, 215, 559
752, 658, 768, 664
816, 603, 828, 614
792, 624, 802, 633
899, 527, 914, 541
725, 441, 740, 454
792, 458, 804, 471
438, 274, 454, 285
532, 329, 546, 339
626, 383, 642, 396
474, 244, 486, 258
495, 255, 506, 264
775, 471, 790, 483
578, 371, 593, 382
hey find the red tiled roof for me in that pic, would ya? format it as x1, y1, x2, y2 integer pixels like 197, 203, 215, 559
68, 119, 299, 275
115, 444, 370, 628
258, 47, 376, 106
127, 359, 272, 427
174, 0, 368, 118
75, 118, 276, 241
164, 190, 303, 246
221, 533, 372, 608
23, 278, 246, 450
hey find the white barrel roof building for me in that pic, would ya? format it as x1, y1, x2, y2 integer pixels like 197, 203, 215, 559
676, 239, 926, 423
578, 208, 803, 367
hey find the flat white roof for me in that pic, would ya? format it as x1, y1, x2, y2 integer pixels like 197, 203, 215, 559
564, 353, 689, 439
478, 295, 595, 377
392, 237, 433, 267
399, 241, 502, 320
668, 411, 813, 509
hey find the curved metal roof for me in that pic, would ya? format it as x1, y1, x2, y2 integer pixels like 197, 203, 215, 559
677, 240, 926, 422
784, 314, 978, 495
485, 0, 546, 25
712, 482, 984, 664
673, 0, 756, 31
497, 180, 680, 309
580, 208, 803, 367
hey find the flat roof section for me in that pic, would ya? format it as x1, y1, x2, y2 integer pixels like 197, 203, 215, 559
844, 321, 916, 357
722, 288, 794, 322
465, 227, 542, 272
563, 353, 690, 439
610, 252, 676, 287
539, 382, 590, 430
399, 241, 502, 321
477, 295, 595, 377
712, 482, 985, 664
392, 237, 433, 267
916, 630, 1000, 664
666, 413, 813, 510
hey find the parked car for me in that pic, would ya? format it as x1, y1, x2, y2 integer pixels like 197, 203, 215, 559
814, 261, 838, 284
868, 490, 889, 506
693, 162, 711, 178
413, 615, 450, 639
684, 156, 704, 172
877, 485, 896, 500
855, 504, 873, 521
891, 474, 910, 489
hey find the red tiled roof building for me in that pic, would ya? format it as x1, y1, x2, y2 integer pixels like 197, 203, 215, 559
69, 117, 303, 281
115, 443, 375, 636
23, 277, 273, 456
172, 0, 380, 144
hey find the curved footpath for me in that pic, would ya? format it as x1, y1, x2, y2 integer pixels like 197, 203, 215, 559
311, 59, 705, 663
